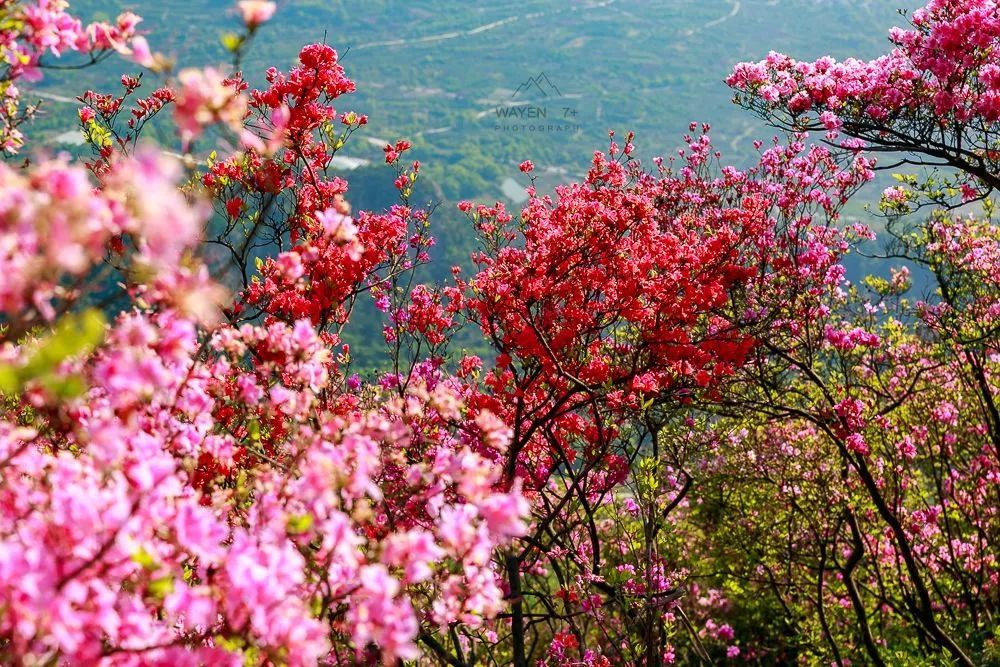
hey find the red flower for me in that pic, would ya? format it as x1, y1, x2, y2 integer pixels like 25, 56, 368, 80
225, 197, 244, 219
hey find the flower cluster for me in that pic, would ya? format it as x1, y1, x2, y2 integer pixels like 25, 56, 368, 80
729, 1, 1000, 124
0, 318, 528, 663
728, 0, 1000, 201
452, 128, 872, 490
0, 0, 143, 152
0, 151, 209, 332
0, 161, 528, 665
1, 0, 996, 664
174, 67, 248, 146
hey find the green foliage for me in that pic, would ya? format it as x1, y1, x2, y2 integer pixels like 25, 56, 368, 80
0, 309, 106, 398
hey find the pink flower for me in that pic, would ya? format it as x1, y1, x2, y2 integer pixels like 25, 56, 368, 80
349, 565, 420, 662
824, 324, 881, 352
897, 436, 917, 461
316, 207, 358, 242
173, 67, 247, 146
820, 110, 842, 130
846, 433, 869, 456
240, 104, 290, 154
128, 35, 155, 68
381, 530, 444, 584
236, 0, 277, 28
478, 488, 530, 539
883, 186, 909, 205
175, 502, 227, 563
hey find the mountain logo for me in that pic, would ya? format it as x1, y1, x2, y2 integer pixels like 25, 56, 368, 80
511, 72, 562, 99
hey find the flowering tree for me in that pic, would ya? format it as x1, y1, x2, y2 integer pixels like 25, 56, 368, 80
0, 0, 146, 153
0, 5, 529, 664
687, 216, 998, 666
437, 127, 872, 666
0, 0, 997, 664
0, 141, 528, 667
687, 1, 1000, 665
728, 0, 1000, 208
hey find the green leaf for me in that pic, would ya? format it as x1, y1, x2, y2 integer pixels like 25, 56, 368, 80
0, 310, 106, 396
221, 32, 243, 52
286, 514, 313, 535
131, 547, 158, 571
148, 575, 174, 600
39, 373, 87, 400
0, 365, 17, 394
247, 418, 261, 441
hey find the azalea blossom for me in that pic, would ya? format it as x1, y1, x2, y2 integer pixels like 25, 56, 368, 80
236, 0, 276, 28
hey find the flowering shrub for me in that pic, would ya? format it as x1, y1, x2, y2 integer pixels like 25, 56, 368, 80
0, 150, 529, 664
0, 0, 144, 152
728, 0, 1000, 207
0, 7, 528, 663
700, 2, 1000, 665
433, 125, 877, 666
0, 0, 997, 664
671, 210, 1000, 665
